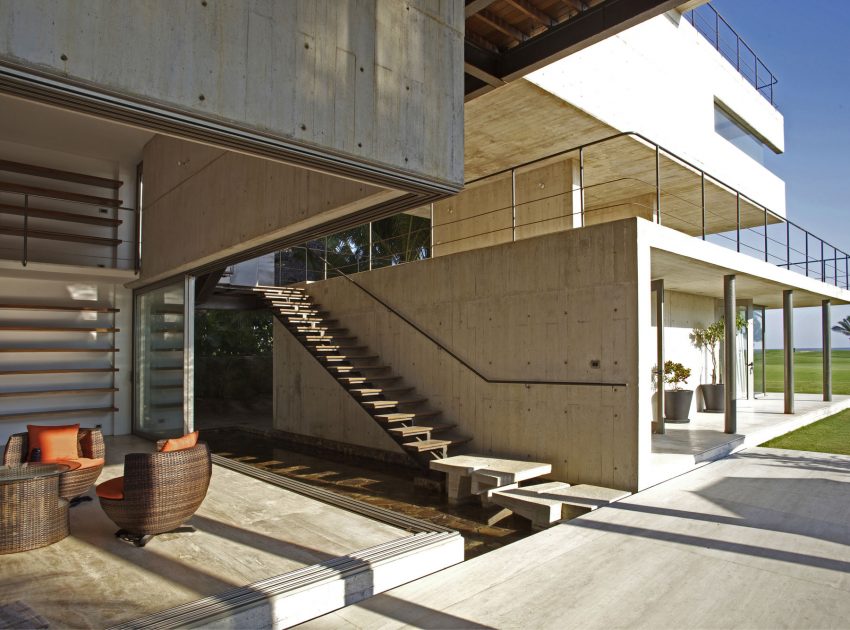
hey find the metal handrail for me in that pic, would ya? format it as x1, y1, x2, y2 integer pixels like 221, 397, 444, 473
685, 3, 778, 106
283, 247, 627, 389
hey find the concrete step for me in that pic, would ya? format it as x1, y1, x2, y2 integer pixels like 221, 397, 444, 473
313, 344, 367, 352
294, 326, 348, 334
403, 439, 451, 455
489, 487, 567, 529
349, 386, 415, 398
328, 364, 391, 373
318, 354, 379, 363
491, 483, 631, 528
374, 410, 441, 423
303, 335, 357, 342
388, 425, 432, 438
338, 375, 401, 385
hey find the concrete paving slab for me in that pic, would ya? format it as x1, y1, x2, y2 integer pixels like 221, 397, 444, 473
304, 447, 850, 630
0, 436, 406, 629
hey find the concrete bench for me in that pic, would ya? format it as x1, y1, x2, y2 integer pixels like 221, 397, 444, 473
430, 455, 551, 504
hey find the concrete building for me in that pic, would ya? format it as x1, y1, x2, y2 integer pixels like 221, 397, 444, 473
1, 0, 848, 624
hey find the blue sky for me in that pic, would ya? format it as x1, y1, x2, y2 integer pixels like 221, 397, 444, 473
711, 0, 850, 348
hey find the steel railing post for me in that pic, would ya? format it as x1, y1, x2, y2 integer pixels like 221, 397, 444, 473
736, 36, 740, 71
368, 223, 373, 271
655, 145, 661, 224
805, 233, 809, 277
786, 221, 790, 269
22, 193, 28, 267
324, 237, 328, 280
736, 192, 741, 252
511, 168, 517, 241
821, 241, 825, 281
764, 208, 768, 262
715, 10, 719, 49
579, 147, 585, 227
701, 171, 706, 240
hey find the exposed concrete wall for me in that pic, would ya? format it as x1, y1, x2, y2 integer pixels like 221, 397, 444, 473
274, 220, 642, 490
139, 135, 394, 282
528, 11, 786, 215
433, 156, 580, 258
0, 0, 464, 187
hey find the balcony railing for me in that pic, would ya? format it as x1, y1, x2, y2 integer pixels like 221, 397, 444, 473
246, 132, 850, 293
685, 3, 778, 106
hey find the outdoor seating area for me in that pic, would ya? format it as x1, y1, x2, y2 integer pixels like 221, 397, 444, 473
0, 434, 416, 628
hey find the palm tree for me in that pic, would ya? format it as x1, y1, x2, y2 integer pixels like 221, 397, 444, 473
832, 316, 850, 339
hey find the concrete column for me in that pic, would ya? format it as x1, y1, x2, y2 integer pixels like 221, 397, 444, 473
652, 279, 665, 434
724, 275, 736, 434
783, 290, 794, 414
823, 299, 832, 402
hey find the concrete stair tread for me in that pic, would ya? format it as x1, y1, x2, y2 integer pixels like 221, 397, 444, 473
306, 338, 359, 345
521, 483, 631, 508
374, 411, 441, 423
349, 386, 415, 398
339, 375, 401, 384
328, 365, 391, 372
319, 354, 379, 362
402, 439, 451, 452
312, 344, 369, 352
388, 425, 433, 438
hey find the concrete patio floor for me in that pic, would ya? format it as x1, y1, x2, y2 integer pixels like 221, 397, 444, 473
0, 435, 407, 628
645, 392, 850, 487
303, 447, 850, 630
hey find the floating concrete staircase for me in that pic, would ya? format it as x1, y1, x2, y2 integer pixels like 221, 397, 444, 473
256, 285, 471, 468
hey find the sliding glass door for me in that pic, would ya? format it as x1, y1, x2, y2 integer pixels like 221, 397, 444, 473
133, 276, 194, 439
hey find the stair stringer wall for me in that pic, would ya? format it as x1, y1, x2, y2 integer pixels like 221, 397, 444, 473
272, 319, 408, 459
290, 219, 642, 491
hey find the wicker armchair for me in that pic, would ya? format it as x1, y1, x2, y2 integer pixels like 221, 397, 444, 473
3, 427, 105, 505
97, 442, 211, 547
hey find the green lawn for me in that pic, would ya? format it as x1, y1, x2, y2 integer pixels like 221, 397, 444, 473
760, 408, 850, 454
754, 349, 850, 395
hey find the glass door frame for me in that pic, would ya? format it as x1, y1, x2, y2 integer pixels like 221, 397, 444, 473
132, 274, 195, 440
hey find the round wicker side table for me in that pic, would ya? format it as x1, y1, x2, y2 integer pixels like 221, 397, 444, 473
0, 463, 73, 554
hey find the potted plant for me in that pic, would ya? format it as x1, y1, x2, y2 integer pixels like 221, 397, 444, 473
691, 314, 746, 412
663, 360, 693, 423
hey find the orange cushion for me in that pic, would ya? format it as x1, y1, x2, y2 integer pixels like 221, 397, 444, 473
160, 431, 199, 453
27, 424, 79, 462
96, 476, 124, 500
59, 457, 105, 470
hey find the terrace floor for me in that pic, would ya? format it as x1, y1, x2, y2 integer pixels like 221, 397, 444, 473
304, 447, 850, 629
646, 392, 850, 487
0, 435, 407, 628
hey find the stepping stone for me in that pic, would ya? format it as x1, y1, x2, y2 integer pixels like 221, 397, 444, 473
492, 482, 631, 527
430, 455, 551, 504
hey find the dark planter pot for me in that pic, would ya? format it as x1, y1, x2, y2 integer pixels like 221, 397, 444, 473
664, 389, 693, 423
701, 384, 725, 412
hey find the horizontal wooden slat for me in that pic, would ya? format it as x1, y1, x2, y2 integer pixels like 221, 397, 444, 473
0, 159, 123, 190
0, 226, 121, 246
0, 326, 119, 332
0, 180, 122, 207
0, 406, 118, 420
0, 347, 118, 353
0, 202, 122, 227
0, 387, 118, 398
0, 367, 118, 376
0, 303, 118, 313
